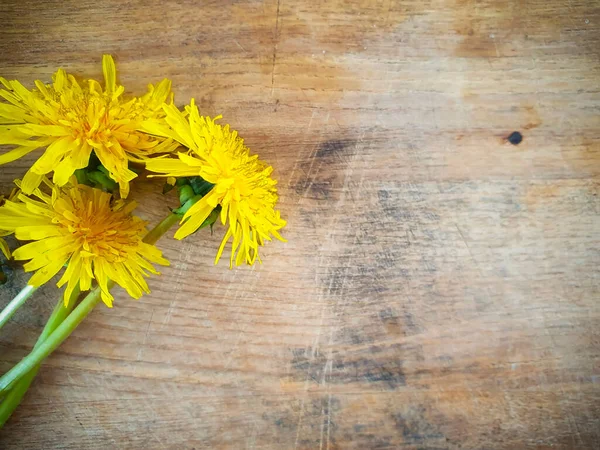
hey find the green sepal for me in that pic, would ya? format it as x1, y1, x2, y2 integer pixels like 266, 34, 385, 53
199, 206, 220, 234
74, 168, 92, 186
169, 176, 219, 236
74, 152, 119, 194
87, 171, 118, 192
97, 165, 110, 176
178, 185, 195, 205
172, 194, 204, 216
189, 177, 214, 197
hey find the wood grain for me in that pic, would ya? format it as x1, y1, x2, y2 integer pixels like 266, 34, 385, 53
1, 0, 599, 448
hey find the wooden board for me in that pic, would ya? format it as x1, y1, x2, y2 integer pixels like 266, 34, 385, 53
1, 0, 599, 448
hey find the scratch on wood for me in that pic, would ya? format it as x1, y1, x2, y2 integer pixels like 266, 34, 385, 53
271, 0, 281, 96
234, 39, 247, 53
285, 110, 316, 198
325, 392, 333, 450
136, 309, 155, 362
492, 36, 500, 58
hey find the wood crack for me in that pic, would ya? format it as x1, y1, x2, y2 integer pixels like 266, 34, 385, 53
271, 0, 281, 95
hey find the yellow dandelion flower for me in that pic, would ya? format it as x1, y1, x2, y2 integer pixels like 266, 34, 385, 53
0, 55, 178, 198
142, 100, 286, 267
0, 178, 169, 307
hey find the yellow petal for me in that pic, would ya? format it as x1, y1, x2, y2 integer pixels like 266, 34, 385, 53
67, 140, 92, 170
139, 120, 176, 140
178, 152, 204, 167
28, 253, 68, 287
80, 259, 93, 291
175, 201, 214, 240
93, 260, 114, 308
182, 193, 212, 221
149, 78, 171, 105
102, 55, 117, 93
22, 124, 70, 137
214, 227, 233, 265
21, 169, 44, 194
14, 225, 61, 240
0, 145, 41, 166
31, 136, 74, 174
57, 252, 81, 288
52, 158, 76, 186
13, 236, 67, 261
53, 68, 67, 92
145, 156, 200, 177
0, 238, 11, 259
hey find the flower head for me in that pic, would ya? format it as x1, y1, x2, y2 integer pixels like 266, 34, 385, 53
0, 55, 178, 198
0, 178, 169, 307
143, 100, 286, 267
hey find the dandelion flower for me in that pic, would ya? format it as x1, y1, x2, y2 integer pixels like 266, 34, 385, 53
143, 100, 286, 267
0, 177, 169, 307
0, 55, 178, 198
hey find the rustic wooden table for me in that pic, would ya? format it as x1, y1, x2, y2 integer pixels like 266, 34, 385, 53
1, 0, 599, 448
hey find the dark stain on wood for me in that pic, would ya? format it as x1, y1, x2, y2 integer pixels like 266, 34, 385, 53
378, 307, 421, 338
332, 356, 406, 389
338, 326, 375, 346
294, 397, 341, 449
392, 406, 446, 444
289, 342, 420, 390
378, 188, 441, 222
507, 131, 523, 145
291, 138, 357, 201
315, 139, 354, 160
294, 177, 336, 200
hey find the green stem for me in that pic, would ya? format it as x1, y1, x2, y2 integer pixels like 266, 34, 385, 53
0, 286, 103, 395
0, 285, 80, 427
143, 212, 179, 245
0, 285, 37, 331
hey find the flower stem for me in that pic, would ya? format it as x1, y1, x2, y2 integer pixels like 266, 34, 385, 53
143, 212, 180, 245
0, 285, 37, 331
0, 211, 178, 397
0, 285, 80, 427
0, 285, 103, 395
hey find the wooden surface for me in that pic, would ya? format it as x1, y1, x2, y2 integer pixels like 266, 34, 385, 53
1, 0, 599, 448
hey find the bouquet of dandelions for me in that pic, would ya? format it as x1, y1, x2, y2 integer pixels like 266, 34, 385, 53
0, 55, 286, 426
